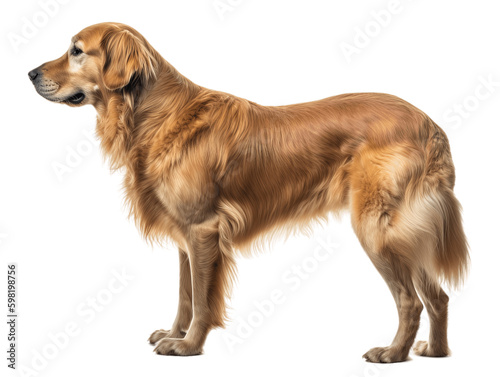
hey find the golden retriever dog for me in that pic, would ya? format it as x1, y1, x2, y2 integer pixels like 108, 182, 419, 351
28, 22, 469, 362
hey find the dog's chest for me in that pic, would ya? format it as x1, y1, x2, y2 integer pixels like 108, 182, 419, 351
121, 147, 217, 243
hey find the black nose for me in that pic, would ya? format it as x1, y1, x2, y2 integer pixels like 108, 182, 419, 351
28, 69, 39, 81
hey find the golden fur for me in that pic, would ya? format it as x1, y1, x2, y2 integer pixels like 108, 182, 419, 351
29, 22, 469, 362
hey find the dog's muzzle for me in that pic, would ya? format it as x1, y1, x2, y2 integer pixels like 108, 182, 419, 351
28, 68, 86, 105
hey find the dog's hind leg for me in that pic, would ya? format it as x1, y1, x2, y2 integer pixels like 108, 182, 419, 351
154, 218, 236, 356
359, 248, 423, 363
351, 200, 424, 362
412, 271, 450, 357
350, 146, 425, 363
149, 248, 193, 344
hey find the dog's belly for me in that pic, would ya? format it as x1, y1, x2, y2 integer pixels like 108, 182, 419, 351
215, 145, 353, 249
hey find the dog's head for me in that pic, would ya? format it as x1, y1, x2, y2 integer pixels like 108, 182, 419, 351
28, 22, 158, 107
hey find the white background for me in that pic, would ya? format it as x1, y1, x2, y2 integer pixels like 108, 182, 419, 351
1, 0, 499, 376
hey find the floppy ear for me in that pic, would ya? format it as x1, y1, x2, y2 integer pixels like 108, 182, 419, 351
101, 29, 154, 90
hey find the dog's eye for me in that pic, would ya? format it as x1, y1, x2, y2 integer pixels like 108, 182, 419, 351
71, 47, 83, 56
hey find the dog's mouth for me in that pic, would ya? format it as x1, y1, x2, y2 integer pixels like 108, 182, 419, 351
35, 86, 86, 105
65, 92, 85, 105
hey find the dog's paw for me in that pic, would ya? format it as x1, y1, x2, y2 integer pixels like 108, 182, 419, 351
413, 340, 450, 357
148, 329, 186, 344
363, 346, 408, 363
153, 338, 202, 356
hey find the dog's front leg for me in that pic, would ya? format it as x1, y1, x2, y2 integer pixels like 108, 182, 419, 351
154, 219, 236, 356
149, 249, 193, 344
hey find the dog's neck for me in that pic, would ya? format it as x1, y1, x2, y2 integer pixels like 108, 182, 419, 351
94, 59, 201, 171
